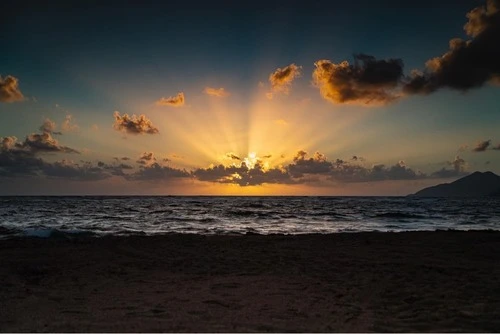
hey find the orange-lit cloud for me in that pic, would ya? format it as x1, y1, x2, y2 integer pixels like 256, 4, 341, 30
0, 75, 24, 103
313, 55, 403, 106
39, 118, 60, 135
267, 63, 301, 98
204, 87, 230, 97
113, 111, 159, 135
156, 92, 185, 107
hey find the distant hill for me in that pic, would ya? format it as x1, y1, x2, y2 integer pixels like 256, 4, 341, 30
411, 171, 500, 197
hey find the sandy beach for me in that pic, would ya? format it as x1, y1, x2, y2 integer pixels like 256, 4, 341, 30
1, 231, 499, 332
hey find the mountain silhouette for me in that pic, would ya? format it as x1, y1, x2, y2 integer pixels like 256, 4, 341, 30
412, 171, 500, 197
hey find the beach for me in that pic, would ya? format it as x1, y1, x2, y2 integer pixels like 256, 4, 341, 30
1, 231, 499, 332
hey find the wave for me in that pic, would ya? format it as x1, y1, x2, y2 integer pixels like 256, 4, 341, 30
374, 212, 428, 219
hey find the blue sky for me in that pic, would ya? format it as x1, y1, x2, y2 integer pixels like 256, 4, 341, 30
1, 0, 499, 195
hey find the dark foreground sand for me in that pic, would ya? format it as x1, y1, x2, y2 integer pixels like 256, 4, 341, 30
1, 231, 500, 332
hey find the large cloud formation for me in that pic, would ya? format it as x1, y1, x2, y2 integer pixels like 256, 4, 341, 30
204, 87, 230, 97
0, 129, 106, 180
404, 0, 500, 94
0, 75, 24, 103
312, 55, 404, 105
192, 151, 436, 187
193, 162, 292, 186
113, 112, 159, 135
156, 92, 185, 107
267, 64, 301, 98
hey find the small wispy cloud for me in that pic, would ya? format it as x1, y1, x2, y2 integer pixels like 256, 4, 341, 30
204, 87, 230, 97
156, 92, 185, 107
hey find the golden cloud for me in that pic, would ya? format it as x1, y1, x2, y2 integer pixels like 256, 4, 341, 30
204, 87, 230, 97
156, 92, 185, 107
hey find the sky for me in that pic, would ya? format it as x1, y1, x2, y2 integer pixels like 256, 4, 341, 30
1, 0, 499, 195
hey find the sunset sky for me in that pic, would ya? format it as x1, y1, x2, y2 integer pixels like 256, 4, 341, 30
1, 0, 499, 195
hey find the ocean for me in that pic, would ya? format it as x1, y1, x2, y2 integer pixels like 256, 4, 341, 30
0, 196, 499, 238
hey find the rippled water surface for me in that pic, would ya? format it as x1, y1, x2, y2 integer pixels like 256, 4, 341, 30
0, 196, 499, 237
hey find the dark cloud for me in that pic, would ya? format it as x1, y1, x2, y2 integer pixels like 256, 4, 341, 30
0, 144, 110, 181
431, 156, 468, 178
2, 132, 79, 155
193, 150, 429, 186
113, 156, 131, 161
136, 152, 156, 165
0, 146, 45, 177
113, 111, 159, 135
127, 162, 190, 181
156, 92, 185, 107
193, 161, 292, 186
472, 139, 491, 152
351, 155, 365, 162
326, 158, 425, 182
267, 64, 301, 98
404, 0, 500, 94
288, 151, 333, 178
226, 153, 241, 160
95, 161, 133, 177
23, 132, 79, 154
312, 54, 404, 105
0, 75, 24, 103
42, 160, 111, 181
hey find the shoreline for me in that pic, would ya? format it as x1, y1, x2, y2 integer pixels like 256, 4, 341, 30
1, 230, 500, 332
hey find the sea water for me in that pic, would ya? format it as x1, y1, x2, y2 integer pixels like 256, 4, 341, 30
0, 196, 499, 238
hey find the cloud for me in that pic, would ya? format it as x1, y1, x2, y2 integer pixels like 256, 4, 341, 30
472, 139, 491, 152
42, 160, 112, 181
61, 114, 79, 132
136, 151, 156, 165
204, 87, 230, 97
96, 161, 134, 177
156, 92, 185, 107
288, 151, 333, 178
39, 118, 60, 135
193, 162, 292, 186
127, 162, 190, 181
268, 63, 301, 98
0, 137, 108, 180
113, 111, 159, 135
0, 75, 24, 103
22, 132, 79, 154
404, 0, 500, 95
431, 155, 467, 178
226, 153, 241, 160
312, 54, 404, 106
192, 150, 431, 186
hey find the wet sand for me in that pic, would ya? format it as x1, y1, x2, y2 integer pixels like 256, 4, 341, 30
1, 231, 500, 332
